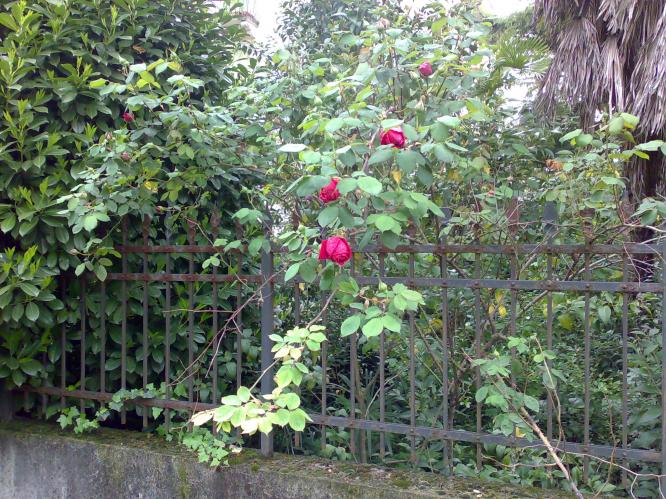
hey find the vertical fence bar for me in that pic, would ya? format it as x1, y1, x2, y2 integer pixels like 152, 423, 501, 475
379, 252, 386, 461
187, 222, 195, 415
582, 209, 593, 482
211, 212, 220, 411
439, 211, 450, 473
60, 281, 66, 409
621, 256, 629, 488
349, 242, 357, 461
260, 249, 274, 457
544, 202, 556, 441
474, 248, 482, 470
120, 217, 128, 424
661, 241, 666, 492
408, 238, 416, 466
164, 218, 172, 432
79, 277, 86, 414
236, 223, 244, 392
100, 281, 106, 394
294, 281, 302, 449
321, 305, 328, 452
142, 215, 149, 428
507, 199, 519, 447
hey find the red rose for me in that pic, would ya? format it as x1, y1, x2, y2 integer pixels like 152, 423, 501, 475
318, 236, 352, 266
419, 61, 433, 77
122, 112, 134, 123
380, 128, 406, 149
120, 151, 132, 162
319, 178, 340, 203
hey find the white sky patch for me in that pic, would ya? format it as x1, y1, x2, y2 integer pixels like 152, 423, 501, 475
249, 0, 533, 43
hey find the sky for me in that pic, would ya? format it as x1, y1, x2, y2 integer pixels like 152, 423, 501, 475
249, 0, 533, 43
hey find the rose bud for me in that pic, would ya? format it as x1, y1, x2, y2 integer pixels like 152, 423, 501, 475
419, 61, 433, 77
318, 236, 352, 266
319, 178, 340, 204
380, 128, 406, 149
121, 111, 134, 123
120, 152, 131, 162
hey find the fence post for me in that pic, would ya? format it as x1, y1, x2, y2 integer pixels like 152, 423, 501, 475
260, 248, 274, 457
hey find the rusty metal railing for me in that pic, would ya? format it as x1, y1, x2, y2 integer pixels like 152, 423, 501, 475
19, 203, 666, 490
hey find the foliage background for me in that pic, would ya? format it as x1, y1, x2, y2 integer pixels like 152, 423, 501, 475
1, 0, 666, 497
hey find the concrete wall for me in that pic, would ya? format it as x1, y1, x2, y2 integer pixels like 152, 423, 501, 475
0, 420, 566, 498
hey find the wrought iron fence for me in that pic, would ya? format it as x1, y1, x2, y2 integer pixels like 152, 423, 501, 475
19, 203, 666, 491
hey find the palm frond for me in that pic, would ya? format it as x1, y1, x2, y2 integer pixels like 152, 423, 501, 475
598, 35, 625, 111
629, 4, 666, 135
536, 17, 600, 120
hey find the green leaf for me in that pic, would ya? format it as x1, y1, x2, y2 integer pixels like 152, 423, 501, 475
437, 115, 461, 127
397, 150, 425, 174
560, 129, 582, 143
608, 116, 624, 134
83, 215, 98, 231
279, 143, 307, 153
523, 395, 540, 413
248, 237, 264, 256
288, 410, 306, 431
361, 317, 383, 337
20, 358, 42, 376
25, 302, 39, 322
340, 314, 361, 337
284, 263, 301, 282
368, 148, 394, 165
382, 314, 402, 332
237, 386, 251, 402
89, 78, 107, 88
318, 206, 339, 227
1, 214, 16, 233
337, 178, 357, 195
357, 176, 382, 196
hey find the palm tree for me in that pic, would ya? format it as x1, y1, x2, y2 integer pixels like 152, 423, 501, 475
534, 1, 666, 207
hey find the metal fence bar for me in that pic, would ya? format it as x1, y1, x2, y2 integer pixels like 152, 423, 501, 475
621, 256, 629, 488
260, 249, 274, 457
164, 220, 172, 432
100, 281, 106, 394
439, 214, 450, 473
142, 215, 150, 428
27, 384, 663, 464
60, 282, 66, 410
582, 210, 593, 483
474, 249, 482, 470
79, 277, 86, 414
118, 242, 663, 255
211, 213, 220, 411
120, 218, 128, 425
544, 202, 556, 441
187, 223, 195, 417
349, 244, 358, 461
408, 239, 416, 466
379, 252, 386, 461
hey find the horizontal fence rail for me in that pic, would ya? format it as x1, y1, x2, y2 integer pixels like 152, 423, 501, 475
18, 206, 666, 491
